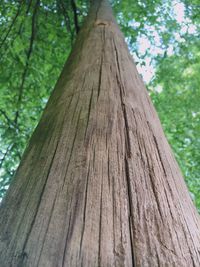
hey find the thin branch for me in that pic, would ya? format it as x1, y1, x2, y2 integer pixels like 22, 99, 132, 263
0, 144, 14, 169
59, 0, 74, 45
14, 0, 40, 123
0, 109, 18, 129
17, 0, 34, 35
0, 109, 13, 125
71, 0, 80, 34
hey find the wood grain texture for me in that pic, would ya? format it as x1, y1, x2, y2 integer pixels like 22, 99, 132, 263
0, 0, 200, 266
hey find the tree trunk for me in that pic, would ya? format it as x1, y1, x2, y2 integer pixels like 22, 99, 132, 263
0, 0, 200, 266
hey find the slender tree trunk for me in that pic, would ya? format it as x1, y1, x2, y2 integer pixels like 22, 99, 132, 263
0, 0, 200, 266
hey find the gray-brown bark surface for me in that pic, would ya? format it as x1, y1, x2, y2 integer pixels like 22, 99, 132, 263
0, 0, 200, 266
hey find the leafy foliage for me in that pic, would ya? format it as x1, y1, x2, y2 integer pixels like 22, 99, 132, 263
149, 38, 200, 210
0, 0, 199, 210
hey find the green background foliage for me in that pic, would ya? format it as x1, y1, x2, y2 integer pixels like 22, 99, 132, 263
0, 0, 199, 210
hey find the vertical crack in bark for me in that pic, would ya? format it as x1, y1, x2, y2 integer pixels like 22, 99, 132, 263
142, 143, 164, 224
97, 54, 103, 99
112, 175, 116, 261
97, 26, 106, 99
146, 121, 167, 177
121, 104, 132, 158
79, 161, 90, 256
98, 174, 103, 266
64, 189, 81, 265
62, 107, 82, 189
113, 39, 125, 95
152, 135, 167, 176
61, 207, 73, 267
17, 139, 60, 267
132, 109, 145, 166
124, 157, 136, 267
113, 38, 131, 158
107, 150, 111, 191
84, 84, 94, 140
112, 36, 135, 265
36, 191, 58, 266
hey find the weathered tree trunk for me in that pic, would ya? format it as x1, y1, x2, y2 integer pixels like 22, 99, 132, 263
0, 0, 200, 266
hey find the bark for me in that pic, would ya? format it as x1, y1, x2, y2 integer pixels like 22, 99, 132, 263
0, 0, 200, 266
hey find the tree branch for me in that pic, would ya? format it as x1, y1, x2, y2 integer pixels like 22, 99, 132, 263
71, 0, 80, 34
14, 0, 40, 123
0, 109, 18, 129
0, 144, 14, 169
59, 0, 74, 45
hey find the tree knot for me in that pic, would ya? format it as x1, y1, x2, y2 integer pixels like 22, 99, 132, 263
95, 20, 109, 27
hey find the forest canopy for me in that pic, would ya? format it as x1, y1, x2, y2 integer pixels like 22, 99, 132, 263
0, 0, 199, 210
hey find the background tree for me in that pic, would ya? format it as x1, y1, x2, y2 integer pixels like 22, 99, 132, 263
0, 0, 200, 207
0, 0, 200, 266
0, 0, 199, 209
